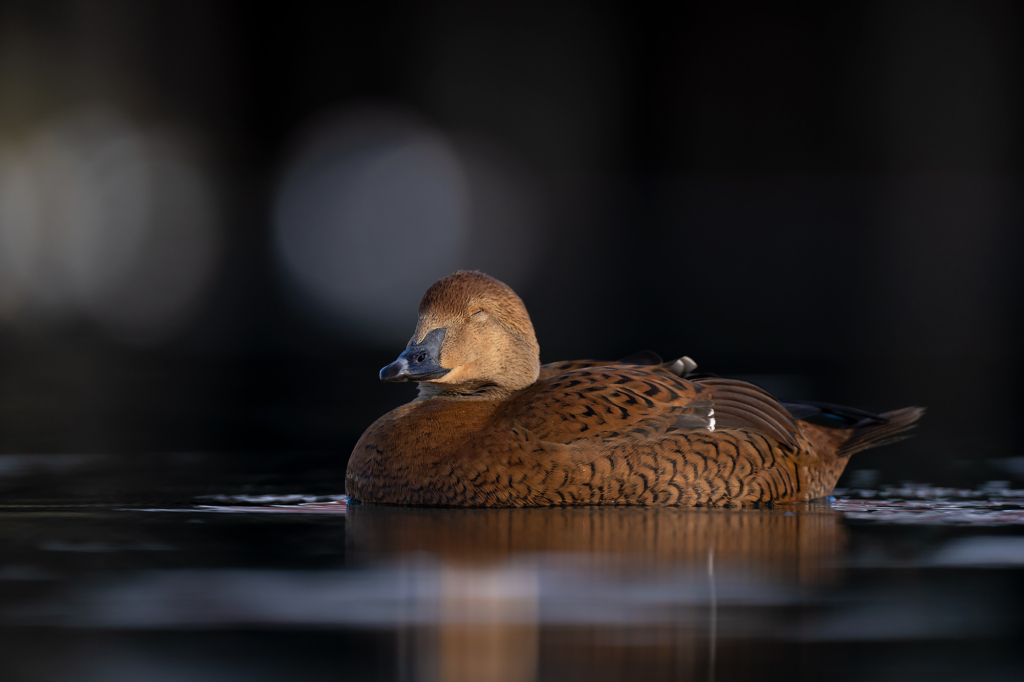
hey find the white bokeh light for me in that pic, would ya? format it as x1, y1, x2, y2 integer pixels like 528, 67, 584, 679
0, 106, 221, 341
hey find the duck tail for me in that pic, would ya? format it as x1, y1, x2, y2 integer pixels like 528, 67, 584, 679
837, 407, 926, 458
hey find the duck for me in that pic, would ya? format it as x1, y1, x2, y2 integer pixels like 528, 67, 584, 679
346, 271, 923, 507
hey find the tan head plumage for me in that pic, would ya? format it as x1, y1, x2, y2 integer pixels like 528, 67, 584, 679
380, 271, 540, 396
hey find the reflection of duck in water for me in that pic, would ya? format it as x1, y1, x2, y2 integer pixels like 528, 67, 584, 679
348, 505, 847, 682
347, 271, 923, 507
346, 504, 845, 582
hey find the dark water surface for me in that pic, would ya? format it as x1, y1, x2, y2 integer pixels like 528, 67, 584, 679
2, 454, 1023, 682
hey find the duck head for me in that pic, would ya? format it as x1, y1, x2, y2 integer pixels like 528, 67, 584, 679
380, 271, 541, 396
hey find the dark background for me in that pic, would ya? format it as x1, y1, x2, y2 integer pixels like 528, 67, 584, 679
0, 1, 1021, 487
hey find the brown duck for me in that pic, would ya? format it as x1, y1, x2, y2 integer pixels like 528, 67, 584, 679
346, 271, 923, 507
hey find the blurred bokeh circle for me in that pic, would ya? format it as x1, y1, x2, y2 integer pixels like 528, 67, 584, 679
0, 105, 221, 342
273, 104, 545, 345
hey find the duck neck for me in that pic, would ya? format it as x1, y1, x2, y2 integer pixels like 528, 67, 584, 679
416, 380, 520, 401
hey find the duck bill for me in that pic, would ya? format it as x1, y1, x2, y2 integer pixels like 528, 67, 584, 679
379, 328, 451, 382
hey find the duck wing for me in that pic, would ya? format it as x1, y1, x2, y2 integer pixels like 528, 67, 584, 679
691, 377, 802, 449
780, 400, 888, 427
513, 366, 801, 450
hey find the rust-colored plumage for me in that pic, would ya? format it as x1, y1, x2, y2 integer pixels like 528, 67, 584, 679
347, 271, 923, 507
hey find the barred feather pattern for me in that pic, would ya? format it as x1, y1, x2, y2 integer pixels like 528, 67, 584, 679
346, 363, 883, 508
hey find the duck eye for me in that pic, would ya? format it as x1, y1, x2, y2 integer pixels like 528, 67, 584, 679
417, 353, 427, 363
